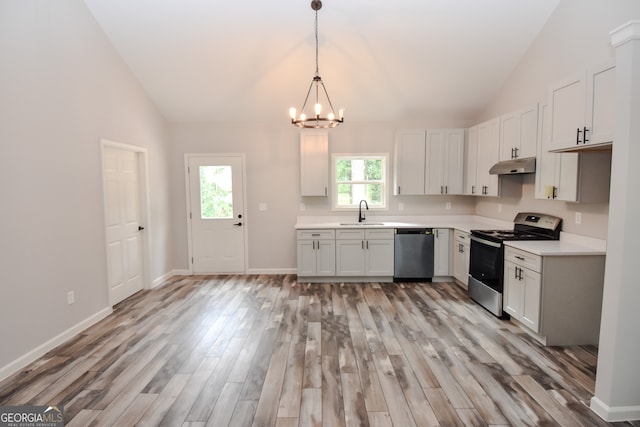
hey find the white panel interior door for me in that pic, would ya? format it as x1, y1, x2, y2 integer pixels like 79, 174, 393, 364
103, 147, 144, 305
188, 155, 245, 274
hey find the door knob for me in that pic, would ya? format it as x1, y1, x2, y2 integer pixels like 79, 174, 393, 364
233, 222, 243, 226
138, 226, 145, 231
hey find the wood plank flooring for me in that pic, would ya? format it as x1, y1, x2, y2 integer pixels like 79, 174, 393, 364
0, 275, 636, 426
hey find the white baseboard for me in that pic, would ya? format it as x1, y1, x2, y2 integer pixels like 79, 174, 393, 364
591, 396, 640, 422
151, 269, 191, 288
0, 307, 112, 383
246, 268, 297, 275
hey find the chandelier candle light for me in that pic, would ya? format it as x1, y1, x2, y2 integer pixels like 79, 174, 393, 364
290, 0, 344, 128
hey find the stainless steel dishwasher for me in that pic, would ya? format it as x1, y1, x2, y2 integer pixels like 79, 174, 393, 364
394, 228, 435, 280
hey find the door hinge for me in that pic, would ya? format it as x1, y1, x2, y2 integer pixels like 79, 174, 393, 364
191, 257, 194, 264
190, 212, 192, 219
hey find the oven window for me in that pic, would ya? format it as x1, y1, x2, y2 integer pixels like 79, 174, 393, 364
469, 239, 503, 291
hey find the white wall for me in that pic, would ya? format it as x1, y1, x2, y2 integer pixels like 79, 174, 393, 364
473, 0, 640, 239
169, 121, 476, 272
0, 0, 172, 374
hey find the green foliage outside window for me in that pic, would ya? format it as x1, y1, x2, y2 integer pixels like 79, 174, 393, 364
200, 166, 233, 219
335, 157, 386, 208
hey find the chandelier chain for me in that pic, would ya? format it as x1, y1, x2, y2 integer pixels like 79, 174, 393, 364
315, 10, 319, 76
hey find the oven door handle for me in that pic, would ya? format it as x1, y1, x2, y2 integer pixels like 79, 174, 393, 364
470, 235, 502, 248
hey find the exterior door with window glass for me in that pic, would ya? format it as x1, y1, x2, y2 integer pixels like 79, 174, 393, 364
188, 155, 245, 273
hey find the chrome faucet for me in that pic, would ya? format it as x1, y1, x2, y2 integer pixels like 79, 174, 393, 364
358, 200, 369, 223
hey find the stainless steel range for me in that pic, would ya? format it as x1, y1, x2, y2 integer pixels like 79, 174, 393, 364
468, 212, 562, 317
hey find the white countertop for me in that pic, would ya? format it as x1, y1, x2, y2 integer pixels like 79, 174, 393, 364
295, 214, 512, 233
295, 215, 513, 233
296, 215, 607, 256
505, 232, 606, 256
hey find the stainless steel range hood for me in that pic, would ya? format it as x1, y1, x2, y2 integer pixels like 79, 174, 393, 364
489, 157, 536, 175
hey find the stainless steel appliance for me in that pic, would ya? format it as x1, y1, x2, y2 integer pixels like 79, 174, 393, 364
394, 228, 434, 280
468, 212, 562, 317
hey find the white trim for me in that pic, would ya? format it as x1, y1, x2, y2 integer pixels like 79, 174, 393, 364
100, 139, 153, 304
610, 20, 640, 47
0, 307, 112, 383
331, 153, 390, 211
184, 153, 249, 274
246, 268, 297, 275
151, 269, 191, 288
591, 397, 640, 422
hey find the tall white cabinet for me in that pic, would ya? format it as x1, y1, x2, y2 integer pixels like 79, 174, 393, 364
300, 131, 329, 196
476, 118, 500, 196
394, 129, 465, 196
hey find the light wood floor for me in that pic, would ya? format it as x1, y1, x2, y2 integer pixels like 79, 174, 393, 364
0, 275, 636, 426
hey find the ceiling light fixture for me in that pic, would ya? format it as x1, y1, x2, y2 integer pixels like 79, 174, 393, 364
289, 0, 344, 129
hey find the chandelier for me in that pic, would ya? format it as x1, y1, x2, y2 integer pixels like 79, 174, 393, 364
289, 0, 344, 129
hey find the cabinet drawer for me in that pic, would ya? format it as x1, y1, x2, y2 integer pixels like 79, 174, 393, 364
454, 230, 469, 244
365, 229, 395, 240
505, 246, 541, 273
336, 229, 365, 240
297, 229, 335, 240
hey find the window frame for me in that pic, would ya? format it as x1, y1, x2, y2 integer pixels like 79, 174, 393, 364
331, 153, 389, 211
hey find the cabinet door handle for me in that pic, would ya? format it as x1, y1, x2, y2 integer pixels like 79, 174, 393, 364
583, 126, 589, 144
576, 127, 582, 145
514, 147, 519, 158
515, 255, 525, 261
366, 241, 369, 250
445, 185, 448, 194
471, 185, 476, 194
362, 240, 364, 250
398, 186, 401, 195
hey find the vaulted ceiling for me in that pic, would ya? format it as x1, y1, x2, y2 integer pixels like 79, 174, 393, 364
84, 0, 560, 124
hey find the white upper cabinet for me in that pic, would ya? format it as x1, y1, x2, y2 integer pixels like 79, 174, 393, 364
394, 128, 465, 196
300, 131, 329, 196
465, 125, 479, 195
476, 118, 500, 196
426, 129, 465, 195
393, 130, 426, 195
535, 103, 611, 203
548, 61, 615, 152
499, 103, 539, 161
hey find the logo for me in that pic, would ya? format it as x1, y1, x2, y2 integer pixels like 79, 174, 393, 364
0, 405, 64, 427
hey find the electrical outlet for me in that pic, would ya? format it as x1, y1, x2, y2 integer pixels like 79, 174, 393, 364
258, 202, 267, 211
445, 202, 451, 210
398, 202, 404, 211
575, 212, 582, 224
67, 291, 75, 305
498, 203, 503, 213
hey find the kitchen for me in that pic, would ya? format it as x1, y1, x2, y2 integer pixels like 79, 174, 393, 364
1, 0, 640, 424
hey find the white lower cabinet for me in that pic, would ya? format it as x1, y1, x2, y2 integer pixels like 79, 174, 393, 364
452, 230, 470, 287
504, 258, 542, 332
433, 228, 451, 277
503, 245, 605, 345
336, 229, 394, 277
296, 230, 335, 277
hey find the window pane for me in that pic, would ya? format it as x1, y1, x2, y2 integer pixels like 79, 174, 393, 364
200, 165, 233, 219
365, 159, 383, 180
337, 183, 383, 206
336, 159, 352, 181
